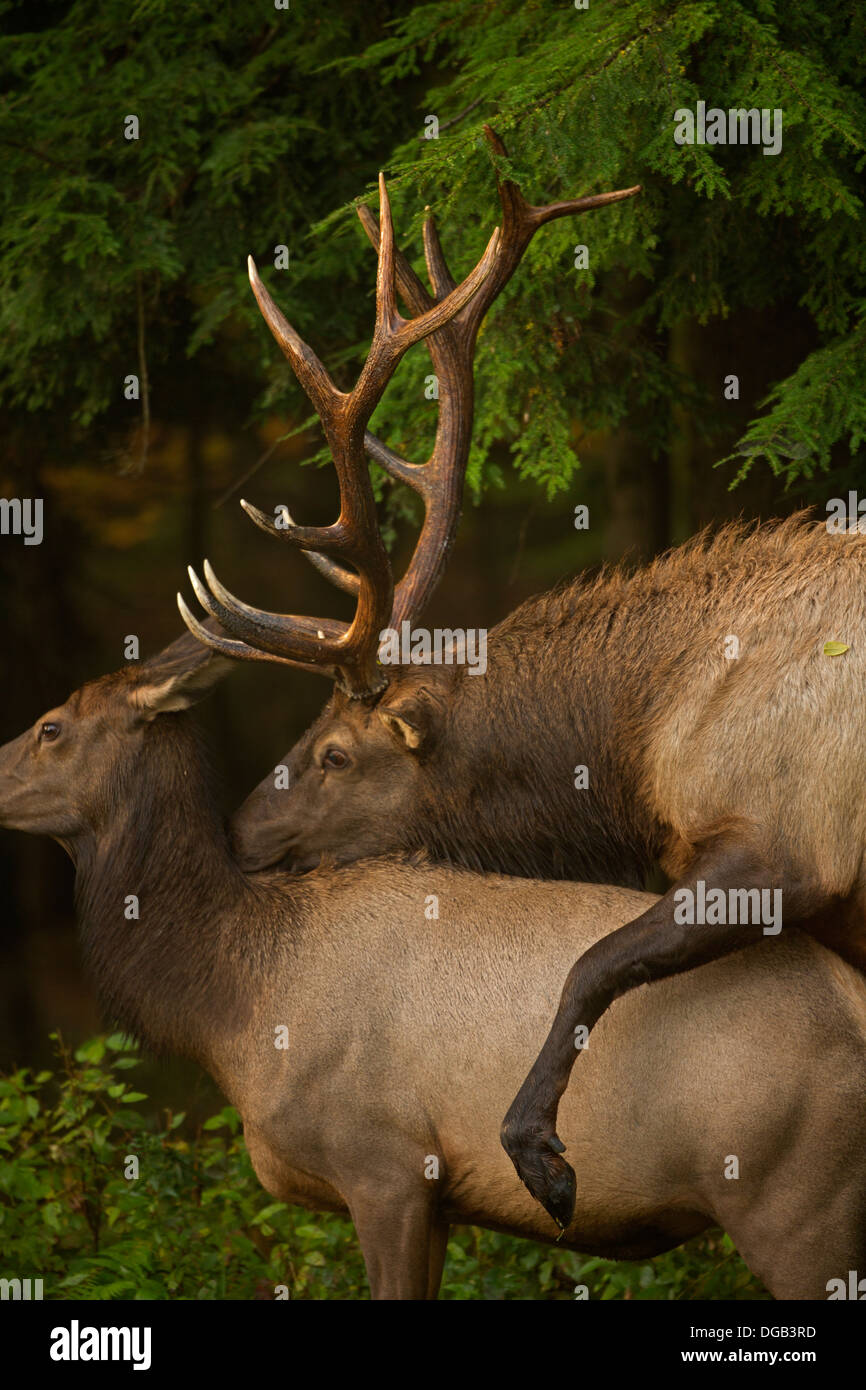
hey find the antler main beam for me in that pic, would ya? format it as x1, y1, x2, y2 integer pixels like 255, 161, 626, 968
181, 132, 640, 697
180, 174, 499, 698
298, 127, 641, 626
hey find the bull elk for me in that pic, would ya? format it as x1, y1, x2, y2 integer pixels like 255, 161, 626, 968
1, 631, 865, 1299
178, 134, 866, 1229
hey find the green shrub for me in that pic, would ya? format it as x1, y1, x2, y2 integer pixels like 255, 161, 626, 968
0, 1035, 768, 1301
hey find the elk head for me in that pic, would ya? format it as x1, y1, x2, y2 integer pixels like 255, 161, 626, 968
228, 670, 452, 870
180, 130, 640, 871
0, 634, 232, 854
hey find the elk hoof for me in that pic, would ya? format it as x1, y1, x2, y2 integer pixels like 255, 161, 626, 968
501, 1118, 576, 1230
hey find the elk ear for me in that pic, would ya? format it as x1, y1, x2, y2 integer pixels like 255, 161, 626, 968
377, 693, 437, 752
130, 635, 234, 720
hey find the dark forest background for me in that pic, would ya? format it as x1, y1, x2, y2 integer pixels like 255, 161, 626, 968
1, 0, 864, 1090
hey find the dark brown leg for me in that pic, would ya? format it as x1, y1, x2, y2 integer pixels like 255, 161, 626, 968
426, 1218, 450, 1299
349, 1184, 442, 1300
501, 844, 824, 1229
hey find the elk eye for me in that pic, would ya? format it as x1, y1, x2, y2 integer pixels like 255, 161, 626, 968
40, 722, 61, 743
322, 747, 349, 770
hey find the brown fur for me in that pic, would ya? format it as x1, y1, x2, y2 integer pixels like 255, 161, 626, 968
233, 513, 866, 908
1, 644, 866, 1298
229, 512, 866, 1224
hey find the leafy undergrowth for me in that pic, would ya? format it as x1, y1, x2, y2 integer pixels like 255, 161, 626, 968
0, 1036, 767, 1301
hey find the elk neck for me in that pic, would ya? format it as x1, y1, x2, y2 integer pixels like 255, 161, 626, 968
407, 580, 666, 885
72, 712, 290, 1064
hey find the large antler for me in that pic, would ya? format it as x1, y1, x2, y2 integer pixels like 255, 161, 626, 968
179, 174, 499, 697
180, 131, 640, 697
301, 127, 640, 626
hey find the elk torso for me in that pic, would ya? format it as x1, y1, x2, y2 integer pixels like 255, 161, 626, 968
204, 861, 866, 1281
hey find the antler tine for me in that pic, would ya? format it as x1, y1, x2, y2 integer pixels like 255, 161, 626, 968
456, 125, 641, 340
357, 202, 435, 317
199, 559, 345, 645
247, 256, 343, 426
357, 202, 454, 496
372, 174, 400, 342
423, 211, 458, 298
368, 178, 501, 363
528, 184, 644, 225
185, 175, 500, 697
299, 547, 360, 596
177, 590, 335, 677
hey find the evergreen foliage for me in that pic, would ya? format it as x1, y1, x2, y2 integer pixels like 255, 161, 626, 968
2, 0, 862, 500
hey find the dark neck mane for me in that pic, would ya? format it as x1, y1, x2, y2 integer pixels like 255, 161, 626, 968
408, 518, 837, 883
72, 714, 279, 1061
405, 575, 667, 885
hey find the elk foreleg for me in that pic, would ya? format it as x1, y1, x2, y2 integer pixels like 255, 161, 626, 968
501, 845, 820, 1231
348, 1181, 448, 1300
